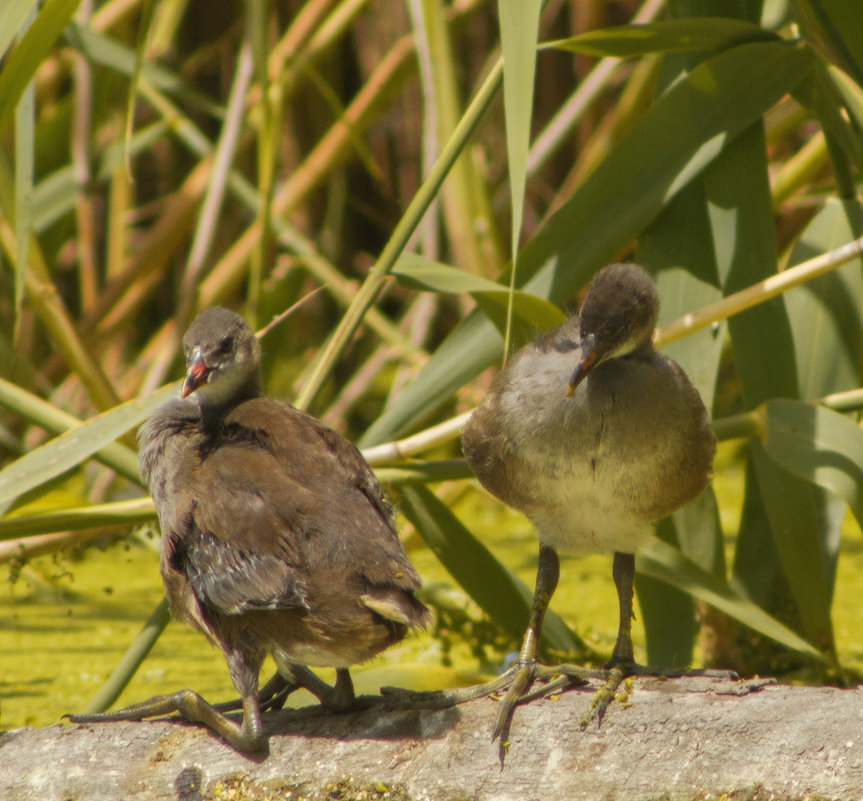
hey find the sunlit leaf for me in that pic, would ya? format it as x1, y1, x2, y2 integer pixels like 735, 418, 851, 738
0, 384, 176, 515
783, 199, 863, 400
0, 378, 141, 482
0, 0, 81, 139
0, 498, 155, 541
0, 0, 38, 71
638, 539, 824, 660
393, 253, 565, 332
498, 0, 542, 353
545, 17, 774, 58
763, 398, 863, 532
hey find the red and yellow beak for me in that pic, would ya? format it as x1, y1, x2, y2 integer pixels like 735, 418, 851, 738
181, 357, 211, 398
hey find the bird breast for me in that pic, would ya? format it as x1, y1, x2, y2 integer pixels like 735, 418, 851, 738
462, 344, 714, 555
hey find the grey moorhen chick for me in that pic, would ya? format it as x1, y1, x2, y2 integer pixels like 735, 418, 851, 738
465, 263, 716, 738
389, 263, 716, 740
68, 307, 430, 753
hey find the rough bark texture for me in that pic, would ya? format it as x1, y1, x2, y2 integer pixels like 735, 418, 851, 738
2, 676, 862, 801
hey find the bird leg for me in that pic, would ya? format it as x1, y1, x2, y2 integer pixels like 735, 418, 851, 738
577, 550, 638, 727
66, 686, 268, 755
382, 545, 597, 739
385, 547, 732, 741
581, 550, 738, 728
327, 667, 357, 710
214, 664, 372, 717
611, 550, 637, 667
65, 663, 371, 754
487, 543, 614, 742
212, 670, 297, 714
66, 649, 273, 754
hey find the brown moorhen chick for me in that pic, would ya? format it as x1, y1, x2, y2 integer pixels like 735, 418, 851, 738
68, 307, 430, 753
462, 263, 717, 739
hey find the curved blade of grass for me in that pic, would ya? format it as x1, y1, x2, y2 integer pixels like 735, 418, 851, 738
794, 67, 863, 175
0, 497, 155, 541
638, 539, 824, 660
396, 483, 585, 657
0, 383, 176, 515
826, 63, 863, 136
499, 0, 542, 353
392, 253, 565, 332
545, 17, 775, 58
13, 3, 35, 338
793, 0, 863, 87
764, 398, 863, 532
0, 0, 81, 139
783, 198, 863, 400
0, 377, 141, 483
363, 39, 815, 445
0, 0, 38, 59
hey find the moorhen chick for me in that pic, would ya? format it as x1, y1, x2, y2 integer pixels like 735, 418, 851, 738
68, 307, 430, 753
421, 263, 717, 740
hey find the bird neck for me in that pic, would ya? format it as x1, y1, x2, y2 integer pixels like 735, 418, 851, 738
611, 330, 654, 360
197, 373, 261, 433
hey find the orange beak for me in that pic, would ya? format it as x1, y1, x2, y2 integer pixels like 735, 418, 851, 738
181, 358, 210, 398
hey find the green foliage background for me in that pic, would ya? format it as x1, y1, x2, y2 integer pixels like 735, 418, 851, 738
2, 0, 863, 723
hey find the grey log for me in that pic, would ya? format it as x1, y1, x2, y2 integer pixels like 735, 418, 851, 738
3, 676, 862, 801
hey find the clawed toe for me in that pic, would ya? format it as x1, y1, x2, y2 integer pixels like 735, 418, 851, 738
491, 661, 595, 742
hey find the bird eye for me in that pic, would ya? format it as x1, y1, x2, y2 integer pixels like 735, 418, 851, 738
219, 335, 234, 353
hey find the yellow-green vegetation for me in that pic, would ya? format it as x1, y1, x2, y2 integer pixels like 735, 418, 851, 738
4, 441, 863, 731
2, 0, 863, 739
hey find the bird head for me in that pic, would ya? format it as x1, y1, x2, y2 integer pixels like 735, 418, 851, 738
181, 307, 262, 412
567, 264, 659, 396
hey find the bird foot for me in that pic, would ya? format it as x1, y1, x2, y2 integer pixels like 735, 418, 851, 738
491, 660, 604, 743
579, 661, 740, 729
384, 659, 738, 745
578, 663, 632, 728
382, 659, 597, 740
65, 688, 268, 754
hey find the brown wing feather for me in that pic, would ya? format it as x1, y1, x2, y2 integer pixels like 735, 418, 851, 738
140, 396, 429, 632
220, 398, 423, 591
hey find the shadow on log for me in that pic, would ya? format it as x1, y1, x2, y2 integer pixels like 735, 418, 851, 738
2, 675, 862, 800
